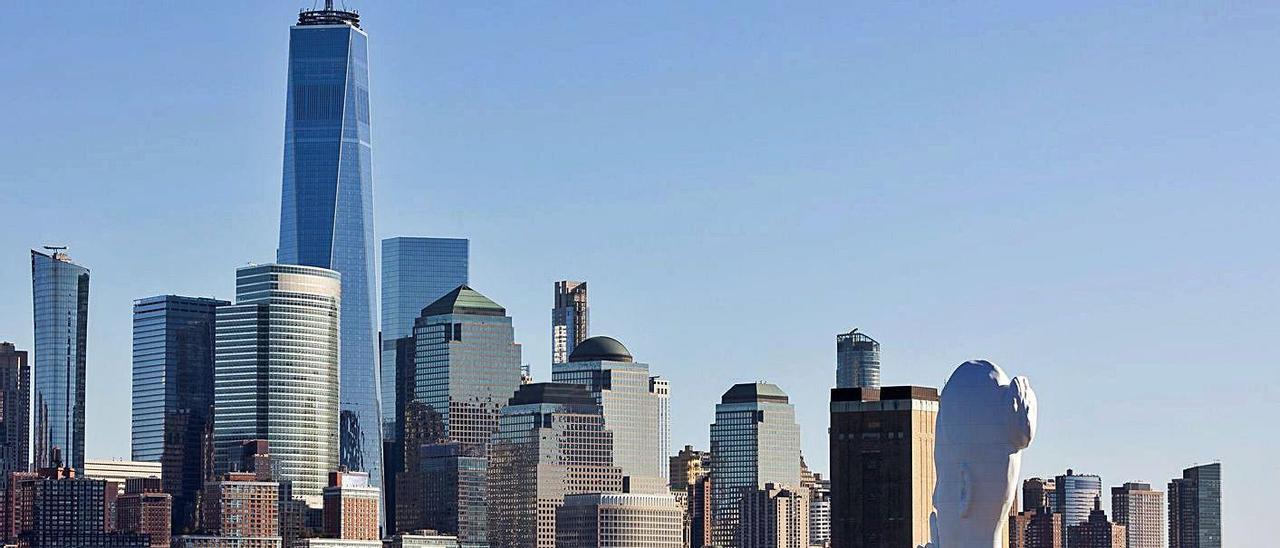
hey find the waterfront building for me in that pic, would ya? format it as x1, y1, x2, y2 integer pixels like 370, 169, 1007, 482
30, 247, 90, 471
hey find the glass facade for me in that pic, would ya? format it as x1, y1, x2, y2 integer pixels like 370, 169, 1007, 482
380, 237, 469, 440
130, 294, 227, 533
836, 329, 880, 389
213, 264, 341, 505
1169, 463, 1221, 548
551, 281, 589, 365
408, 285, 521, 546
0, 343, 30, 477
709, 382, 801, 548
277, 9, 382, 485
1055, 470, 1103, 548
30, 249, 90, 472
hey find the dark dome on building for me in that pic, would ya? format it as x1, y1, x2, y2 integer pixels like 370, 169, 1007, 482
568, 336, 633, 363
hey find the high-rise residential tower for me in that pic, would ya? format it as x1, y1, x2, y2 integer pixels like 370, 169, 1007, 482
1024, 477, 1058, 512
487, 382, 624, 548
829, 386, 938, 548
553, 336, 664, 492
130, 295, 227, 534
551, 281, 589, 365
737, 483, 810, 548
380, 237, 469, 439
835, 329, 879, 389
405, 285, 521, 545
1067, 505, 1127, 548
1168, 463, 1221, 548
709, 382, 802, 548
1111, 482, 1164, 548
212, 264, 340, 505
30, 247, 89, 471
1056, 470, 1104, 548
0, 343, 30, 477
276, 0, 382, 485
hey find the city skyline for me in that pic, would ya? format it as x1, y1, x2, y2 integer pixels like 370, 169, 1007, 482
0, 2, 1265, 541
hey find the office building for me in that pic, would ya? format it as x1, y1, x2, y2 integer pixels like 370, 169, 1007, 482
82, 460, 163, 495
173, 537, 281, 548
0, 343, 29, 478
1111, 482, 1164, 548
130, 295, 226, 533
835, 329, 879, 389
405, 285, 521, 545
322, 471, 379, 540
277, 0, 382, 484
551, 281, 589, 365
1067, 506, 1126, 548
487, 383, 624, 548
709, 382, 802, 548
1056, 470, 1103, 547
556, 492, 683, 548
201, 472, 280, 538
118, 478, 172, 548
650, 376, 671, 484
737, 483, 809, 548
213, 264, 340, 504
689, 474, 713, 548
1168, 463, 1221, 548
380, 237, 469, 439
829, 386, 937, 548
809, 476, 831, 548
30, 247, 90, 471
1024, 478, 1057, 512
553, 336, 664, 492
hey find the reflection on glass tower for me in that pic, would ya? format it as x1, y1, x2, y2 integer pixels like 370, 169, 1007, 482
276, 2, 382, 486
30, 247, 89, 472
836, 328, 880, 389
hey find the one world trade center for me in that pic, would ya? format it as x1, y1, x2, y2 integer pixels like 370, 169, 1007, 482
277, 2, 382, 489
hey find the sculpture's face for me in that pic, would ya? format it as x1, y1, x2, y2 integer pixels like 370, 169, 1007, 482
931, 361, 1037, 547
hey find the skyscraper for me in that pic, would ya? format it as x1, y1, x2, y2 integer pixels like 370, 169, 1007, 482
0, 343, 30, 477
1024, 477, 1058, 512
1111, 482, 1164, 548
1056, 470, 1104, 548
737, 483, 809, 548
276, 0, 382, 484
213, 264, 341, 504
808, 476, 831, 548
553, 336, 664, 492
487, 383, 624, 548
828, 386, 938, 548
131, 295, 227, 534
1168, 463, 1221, 548
551, 281, 589, 365
117, 478, 172, 548
709, 382, 801, 548
1067, 506, 1126, 548
1009, 506, 1064, 548
380, 237, 469, 439
650, 376, 671, 484
835, 329, 879, 389
408, 285, 521, 545
30, 247, 90, 471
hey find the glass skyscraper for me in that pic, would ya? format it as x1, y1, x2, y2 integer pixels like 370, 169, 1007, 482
30, 247, 90, 471
709, 382, 802, 548
836, 328, 880, 389
1055, 469, 1104, 548
213, 264, 341, 505
407, 285, 522, 546
551, 281, 589, 365
1169, 463, 1221, 548
380, 237, 469, 439
553, 336, 664, 493
131, 294, 228, 532
276, 2, 382, 484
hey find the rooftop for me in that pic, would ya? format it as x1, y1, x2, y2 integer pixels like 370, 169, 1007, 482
421, 285, 506, 317
721, 382, 790, 404
568, 336, 633, 363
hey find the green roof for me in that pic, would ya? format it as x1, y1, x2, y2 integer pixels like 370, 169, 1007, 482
421, 285, 506, 317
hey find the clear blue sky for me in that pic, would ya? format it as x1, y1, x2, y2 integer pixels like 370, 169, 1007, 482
3, 2, 1274, 540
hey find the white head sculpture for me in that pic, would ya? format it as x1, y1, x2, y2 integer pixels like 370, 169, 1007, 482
927, 360, 1037, 548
